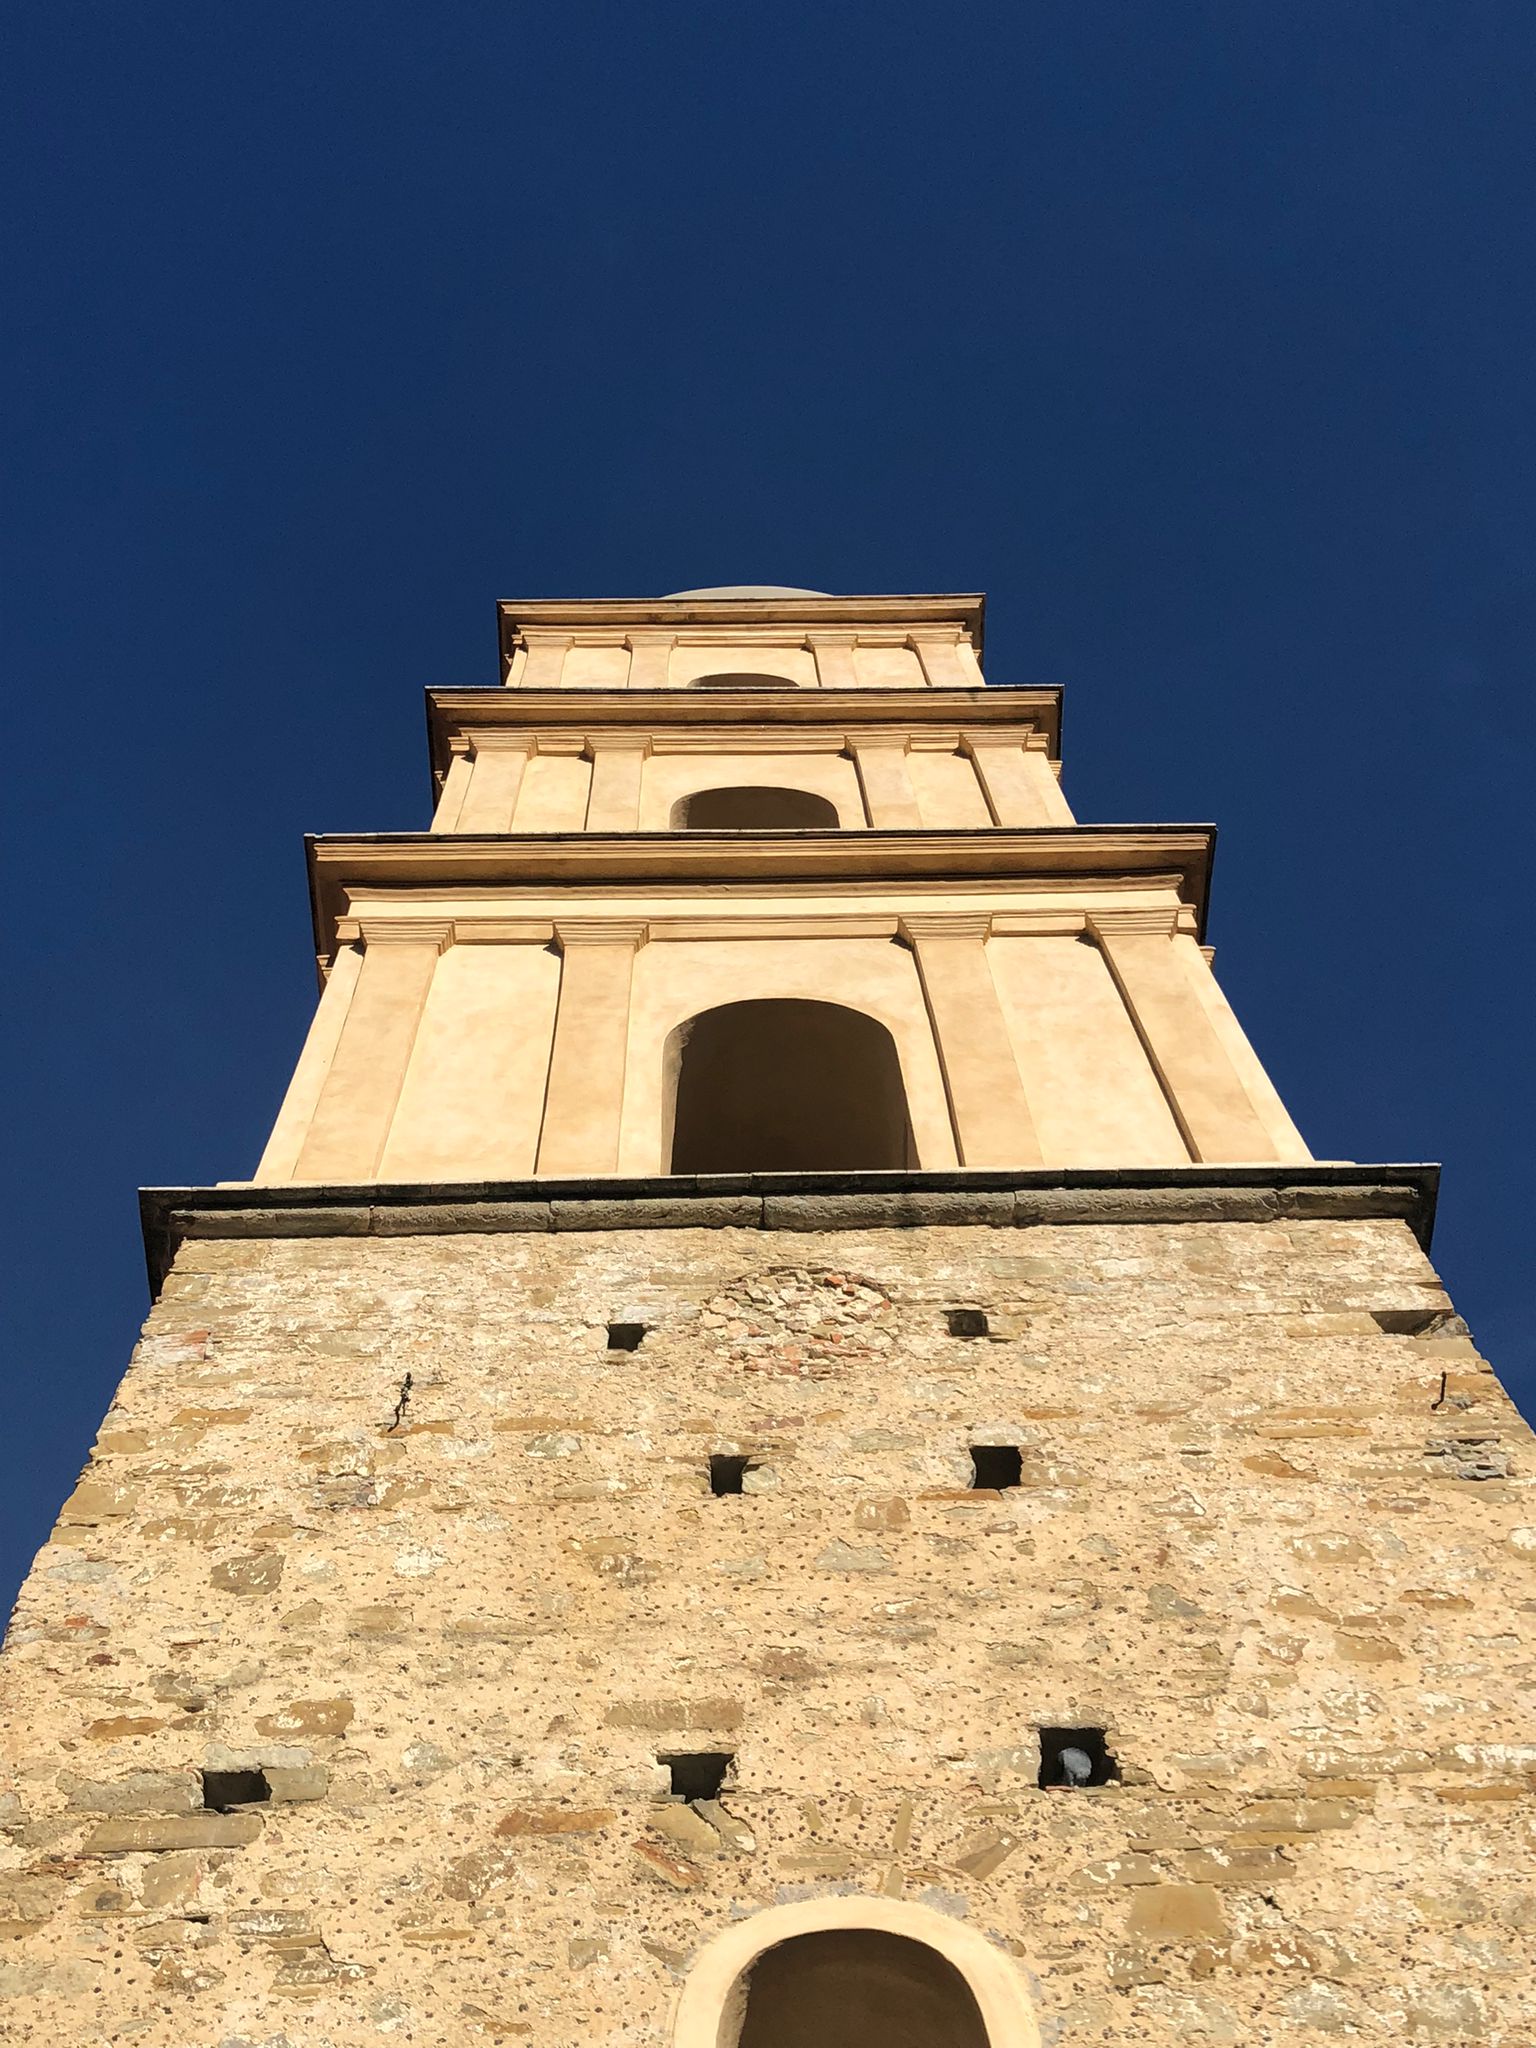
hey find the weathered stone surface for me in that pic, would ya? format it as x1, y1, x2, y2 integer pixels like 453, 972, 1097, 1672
369, 1201, 551, 1235
0, 1213, 1531, 2043
551, 1197, 761, 1231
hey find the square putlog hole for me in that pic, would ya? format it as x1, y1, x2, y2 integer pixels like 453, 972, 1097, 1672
969, 1445, 1023, 1491
946, 1307, 989, 1338
606, 1322, 647, 1352
1037, 1727, 1118, 1789
660, 1751, 734, 1801
709, 1455, 752, 1497
200, 1768, 272, 1812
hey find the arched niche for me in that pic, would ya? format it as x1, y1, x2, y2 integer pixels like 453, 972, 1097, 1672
671, 1897, 1040, 2048
664, 998, 917, 1172
671, 786, 841, 831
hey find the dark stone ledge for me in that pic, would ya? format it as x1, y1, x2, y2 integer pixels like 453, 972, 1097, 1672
138, 1164, 1440, 1297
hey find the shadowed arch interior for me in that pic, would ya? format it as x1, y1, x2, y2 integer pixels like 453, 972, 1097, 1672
664, 999, 917, 1172
730, 1929, 990, 2048
671, 786, 840, 830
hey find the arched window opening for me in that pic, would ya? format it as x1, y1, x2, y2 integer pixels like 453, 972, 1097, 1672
671, 786, 840, 831
730, 1930, 989, 2048
688, 671, 799, 691
665, 999, 917, 1173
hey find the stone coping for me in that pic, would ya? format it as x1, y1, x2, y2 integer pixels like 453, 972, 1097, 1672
139, 1164, 1440, 1297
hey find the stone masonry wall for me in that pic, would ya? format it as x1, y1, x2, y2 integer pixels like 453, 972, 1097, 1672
1, 1214, 1533, 2045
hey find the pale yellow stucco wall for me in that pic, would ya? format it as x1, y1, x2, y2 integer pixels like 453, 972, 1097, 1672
379, 943, 562, 1180
907, 747, 995, 828
511, 753, 591, 832
253, 878, 1311, 1185
987, 934, 1190, 1164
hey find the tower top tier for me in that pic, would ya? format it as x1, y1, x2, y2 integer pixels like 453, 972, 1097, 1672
497, 592, 987, 690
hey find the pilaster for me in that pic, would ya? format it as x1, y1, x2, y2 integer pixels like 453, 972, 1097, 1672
292, 922, 453, 1182
430, 744, 473, 831
584, 736, 651, 831
253, 943, 365, 1181
849, 732, 923, 828
456, 734, 537, 833
1088, 907, 1280, 1162
899, 914, 1043, 1167
807, 635, 858, 690
535, 920, 649, 1176
624, 632, 674, 690
962, 731, 1074, 826
908, 630, 971, 689
518, 633, 572, 688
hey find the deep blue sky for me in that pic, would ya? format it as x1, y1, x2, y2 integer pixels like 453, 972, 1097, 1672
4, 3, 1532, 1613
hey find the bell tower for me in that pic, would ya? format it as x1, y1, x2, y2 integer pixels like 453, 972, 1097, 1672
256, 585, 1307, 1186
2, 589, 1530, 2048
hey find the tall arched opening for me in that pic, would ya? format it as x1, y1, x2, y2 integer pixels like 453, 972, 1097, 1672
670, 1898, 1040, 2048
671, 786, 840, 830
732, 1929, 989, 2047
664, 998, 917, 1172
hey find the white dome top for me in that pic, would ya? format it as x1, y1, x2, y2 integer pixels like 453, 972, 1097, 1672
662, 585, 831, 599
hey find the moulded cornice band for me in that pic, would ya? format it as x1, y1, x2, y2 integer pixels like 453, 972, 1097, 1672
466, 731, 538, 755
583, 733, 653, 756
898, 913, 995, 944
340, 911, 1117, 948
354, 918, 456, 952
849, 729, 917, 751
446, 918, 556, 945
552, 919, 650, 950
960, 728, 1050, 755
306, 828, 1217, 965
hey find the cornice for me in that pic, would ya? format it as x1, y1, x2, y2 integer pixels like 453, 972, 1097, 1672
303, 825, 1216, 966
425, 685, 1063, 789
328, 908, 1106, 949
139, 1164, 1443, 1296
496, 594, 987, 673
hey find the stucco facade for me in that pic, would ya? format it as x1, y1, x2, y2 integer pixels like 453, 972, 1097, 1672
1, 589, 1531, 2046
258, 591, 1308, 1186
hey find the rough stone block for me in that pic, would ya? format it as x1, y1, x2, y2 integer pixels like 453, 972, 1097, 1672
604, 1697, 743, 1731
255, 1698, 355, 1739
551, 1197, 761, 1231
264, 1766, 329, 1803
209, 1552, 284, 1595
84, 1813, 264, 1854
57, 1481, 140, 1525
370, 1202, 551, 1234
65, 1773, 200, 1816
495, 1807, 615, 1836
180, 1206, 371, 1239
1127, 1884, 1228, 1940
